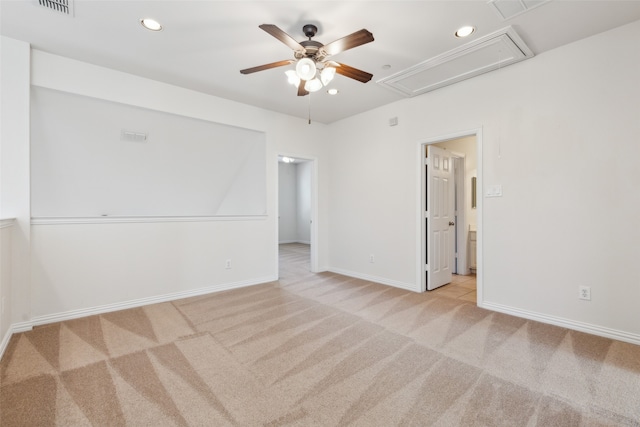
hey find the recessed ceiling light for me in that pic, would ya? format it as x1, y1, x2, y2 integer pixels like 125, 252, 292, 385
382, 64, 391, 70
140, 18, 163, 31
327, 88, 339, 95
455, 26, 475, 38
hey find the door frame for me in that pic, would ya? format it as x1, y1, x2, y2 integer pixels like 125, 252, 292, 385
417, 128, 483, 304
276, 153, 319, 273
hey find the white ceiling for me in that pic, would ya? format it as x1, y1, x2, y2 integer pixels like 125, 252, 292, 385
2, 0, 640, 123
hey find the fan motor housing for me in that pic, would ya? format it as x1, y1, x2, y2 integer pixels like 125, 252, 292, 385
298, 40, 324, 59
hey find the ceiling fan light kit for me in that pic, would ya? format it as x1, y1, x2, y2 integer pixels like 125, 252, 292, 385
295, 57, 317, 80
320, 66, 336, 86
240, 23, 374, 97
240, 23, 374, 123
304, 78, 323, 92
285, 70, 300, 86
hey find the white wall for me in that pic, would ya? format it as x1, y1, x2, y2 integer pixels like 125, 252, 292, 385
0, 36, 31, 345
278, 161, 311, 244
278, 162, 298, 243
296, 161, 312, 244
26, 50, 329, 322
31, 87, 267, 217
327, 21, 640, 343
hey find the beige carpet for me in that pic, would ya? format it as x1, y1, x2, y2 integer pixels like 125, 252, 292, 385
1, 243, 639, 426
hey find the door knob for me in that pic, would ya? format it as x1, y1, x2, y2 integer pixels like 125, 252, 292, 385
449, 221, 455, 226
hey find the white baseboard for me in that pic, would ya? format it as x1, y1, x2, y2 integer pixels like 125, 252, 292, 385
480, 301, 640, 346
328, 268, 418, 292
0, 276, 275, 360
0, 328, 13, 360
0, 321, 33, 361
9, 321, 33, 334
30, 275, 277, 327
0, 275, 277, 362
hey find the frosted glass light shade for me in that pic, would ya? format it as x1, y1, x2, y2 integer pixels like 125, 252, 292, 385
296, 58, 317, 81
304, 78, 323, 92
320, 67, 336, 86
285, 70, 300, 86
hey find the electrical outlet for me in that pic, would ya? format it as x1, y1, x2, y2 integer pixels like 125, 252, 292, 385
369, 254, 375, 263
579, 286, 591, 301
225, 259, 232, 269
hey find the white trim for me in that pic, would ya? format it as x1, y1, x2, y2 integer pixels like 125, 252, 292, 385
9, 321, 32, 333
476, 131, 483, 305
0, 328, 13, 360
328, 268, 417, 292
416, 144, 426, 292
31, 215, 267, 225
0, 276, 276, 360
480, 301, 640, 346
29, 275, 276, 327
0, 321, 33, 361
0, 218, 16, 229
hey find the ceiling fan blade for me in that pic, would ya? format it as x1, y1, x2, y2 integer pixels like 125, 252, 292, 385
259, 24, 306, 54
332, 62, 373, 83
297, 80, 309, 96
320, 29, 374, 57
240, 60, 294, 74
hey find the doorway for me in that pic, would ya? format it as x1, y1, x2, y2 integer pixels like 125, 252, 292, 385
277, 155, 318, 273
418, 130, 481, 301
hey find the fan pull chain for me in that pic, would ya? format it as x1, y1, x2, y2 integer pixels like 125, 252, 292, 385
308, 92, 312, 124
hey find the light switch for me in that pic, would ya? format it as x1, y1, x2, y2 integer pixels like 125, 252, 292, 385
486, 184, 503, 197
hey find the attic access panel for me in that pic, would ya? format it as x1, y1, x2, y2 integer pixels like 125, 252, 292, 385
377, 27, 533, 97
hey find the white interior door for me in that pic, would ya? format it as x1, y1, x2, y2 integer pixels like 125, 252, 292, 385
426, 145, 455, 290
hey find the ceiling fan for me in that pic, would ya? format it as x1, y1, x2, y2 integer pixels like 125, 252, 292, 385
240, 24, 374, 96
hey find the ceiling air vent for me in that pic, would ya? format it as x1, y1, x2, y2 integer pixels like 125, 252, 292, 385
488, 0, 551, 21
37, 0, 74, 16
377, 26, 533, 98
